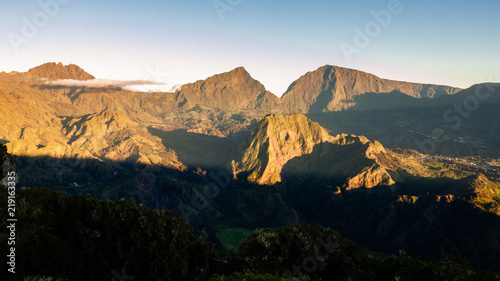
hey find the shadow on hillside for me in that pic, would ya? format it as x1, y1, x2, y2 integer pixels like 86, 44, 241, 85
12, 153, 304, 231
13, 154, 188, 188
278, 141, 374, 196
8, 153, 500, 269
147, 128, 238, 171
349, 90, 426, 111
307, 100, 500, 158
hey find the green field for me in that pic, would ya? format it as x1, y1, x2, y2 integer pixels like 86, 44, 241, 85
216, 227, 253, 251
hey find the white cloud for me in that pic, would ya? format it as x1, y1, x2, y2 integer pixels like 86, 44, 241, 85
45, 79, 181, 92
123, 84, 182, 93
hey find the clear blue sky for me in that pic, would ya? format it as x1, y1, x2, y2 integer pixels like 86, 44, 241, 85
1, 0, 499, 95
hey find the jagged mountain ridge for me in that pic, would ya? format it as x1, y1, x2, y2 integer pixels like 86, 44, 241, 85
172, 64, 462, 113
0, 62, 497, 174
15, 62, 463, 115
232, 113, 396, 191
216, 114, 500, 268
229, 114, 500, 268
174, 67, 280, 111
232, 113, 335, 185
0, 62, 464, 183
1, 62, 497, 186
9, 110, 185, 187
26, 62, 95, 80
280, 65, 461, 113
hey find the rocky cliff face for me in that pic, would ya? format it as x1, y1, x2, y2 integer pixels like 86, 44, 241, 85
173, 65, 461, 114
174, 67, 280, 111
281, 65, 461, 113
450, 174, 500, 215
232, 113, 334, 185
6, 110, 185, 187
27, 62, 95, 80
230, 114, 500, 269
233, 113, 395, 191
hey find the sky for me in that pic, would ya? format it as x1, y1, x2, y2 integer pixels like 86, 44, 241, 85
1, 0, 499, 96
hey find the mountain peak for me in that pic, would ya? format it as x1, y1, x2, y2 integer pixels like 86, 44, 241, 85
233, 113, 395, 188
27, 62, 95, 80
216, 66, 253, 82
174, 66, 278, 110
281, 65, 461, 113
229, 66, 249, 74
232, 113, 335, 185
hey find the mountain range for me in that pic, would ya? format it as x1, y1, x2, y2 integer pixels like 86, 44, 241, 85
1, 62, 500, 269
151, 64, 463, 113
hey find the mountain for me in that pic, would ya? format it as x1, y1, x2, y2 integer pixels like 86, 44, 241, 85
26, 62, 95, 80
233, 113, 395, 191
174, 65, 462, 114
1, 62, 497, 177
434, 82, 500, 105
312, 175, 500, 269
174, 67, 280, 111
9, 110, 185, 188
309, 82, 500, 157
232, 113, 334, 185
171, 65, 462, 114
1, 62, 500, 269
231, 114, 500, 268
281, 65, 461, 113
451, 173, 500, 214
0, 62, 465, 126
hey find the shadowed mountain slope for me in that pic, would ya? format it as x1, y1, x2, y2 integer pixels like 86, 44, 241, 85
232, 113, 395, 190
281, 65, 461, 113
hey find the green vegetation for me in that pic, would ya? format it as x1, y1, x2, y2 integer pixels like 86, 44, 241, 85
225, 225, 500, 281
231, 110, 246, 122
0, 186, 216, 281
217, 227, 253, 251
391, 149, 500, 181
1, 186, 499, 280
